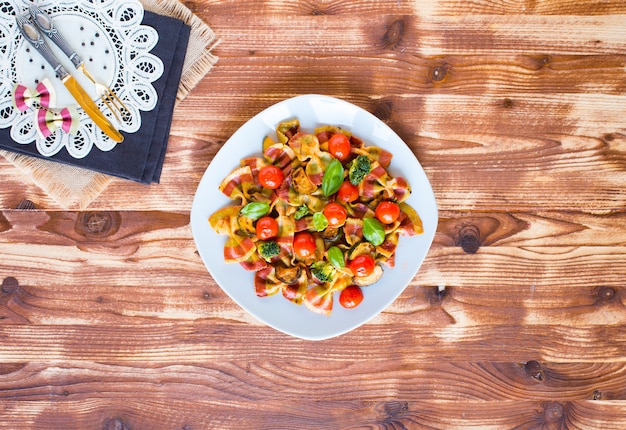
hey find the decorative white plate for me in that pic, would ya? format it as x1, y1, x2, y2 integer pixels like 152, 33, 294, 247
191, 95, 438, 341
0, 0, 163, 158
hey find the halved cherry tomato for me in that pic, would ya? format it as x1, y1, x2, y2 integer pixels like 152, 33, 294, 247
337, 180, 359, 203
322, 202, 347, 227
375, 201, 400, 224
293, 232, 316, 259
339, 285, 363, 309
256, 216, 279, 240
328, 133, 351, 161
348, 254, 376, 277
258, 165, 284, 189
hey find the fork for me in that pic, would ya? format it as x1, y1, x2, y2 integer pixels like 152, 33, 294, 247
28, 5, 129, 121
76, 64, 129, 121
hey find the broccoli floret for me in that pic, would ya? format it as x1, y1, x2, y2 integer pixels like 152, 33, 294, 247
294, 205, 310, 220
311, 261, 336, 283
348, 155, 372, 185
258, 240, 280, 260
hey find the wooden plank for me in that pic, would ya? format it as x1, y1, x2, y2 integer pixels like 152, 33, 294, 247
206, 10, 626, 56
0, 362, 624, 402
196, 54, 626, 97
0, 266, 623, 329
412, 0, 626, 16
0, 322, 625, 362
0, 399, 625, 429
201, 0, 626, 17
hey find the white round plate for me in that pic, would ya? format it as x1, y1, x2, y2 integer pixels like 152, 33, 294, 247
190, 94, 438, 341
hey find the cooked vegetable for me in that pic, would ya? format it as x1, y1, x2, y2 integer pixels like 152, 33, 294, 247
258, 165, 284, 189
293, 232, 316, 261
375, 201, 401, 224
275, 264, 303, 285
256, 216, 279, 240
294, 204, 310, 220
338, 180, 359, 203
323, 203, 347, 228
237, 213, 256, 236
258, 241, 280, 260
352, 264, 383, 286
339, 285, 363, 308
320, 226, 342, 242
347, 241, 375, 260
328, 133, 351, 161
292, 167, 317, 195
348, 155, 371, 185
348, 254, 376, 277
311, 261, 337, 283
209, 119, 423, 315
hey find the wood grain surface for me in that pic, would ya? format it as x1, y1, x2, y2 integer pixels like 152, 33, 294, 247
1, 0, 626, 428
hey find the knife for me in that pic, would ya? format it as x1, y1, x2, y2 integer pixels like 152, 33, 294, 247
15, 13, 124, 143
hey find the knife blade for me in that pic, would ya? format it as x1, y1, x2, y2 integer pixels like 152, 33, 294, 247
15, 14, 124, 143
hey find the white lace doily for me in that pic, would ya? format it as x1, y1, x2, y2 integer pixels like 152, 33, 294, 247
0, 0, 164, 158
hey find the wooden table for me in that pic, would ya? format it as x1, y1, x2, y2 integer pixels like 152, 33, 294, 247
2, 1, 626, 428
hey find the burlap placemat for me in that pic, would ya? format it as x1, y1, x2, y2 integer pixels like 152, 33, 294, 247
0, 0, 219, 209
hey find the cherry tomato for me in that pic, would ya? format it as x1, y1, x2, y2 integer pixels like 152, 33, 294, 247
258, 165, 284, 189
256, 216, 279, 240
348, 254, 376, 277
339, 285, 364, 309
328, 133, 351, 161
322, 202, 347, 227
375, 201, 401, 224
293, 232, 316, 259
337, 180, 359, 203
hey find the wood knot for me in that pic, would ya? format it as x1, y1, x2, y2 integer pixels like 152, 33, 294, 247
503, 98, 514, 109
104, 417, 130, 430
524, 360, 544, 381
311, 9, 325, 16
603, 133, 616, 142
1, 277, 20, 295
543, 402, 564, 422
75, 212, 121, 238
593, 389, 603, 400
382, 19, 405, 49
596, 286, 616, 302
456, 225, 481, 254
383, 400, 409, 417
373, 101, 393, 121
429, 65, 448, 82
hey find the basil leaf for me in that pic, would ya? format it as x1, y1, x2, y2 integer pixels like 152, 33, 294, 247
240, 202, 270, 220
327, 246, 345, 268
363, 217, 385, 246
322, 158, 344, 197
313, 212, 329, 232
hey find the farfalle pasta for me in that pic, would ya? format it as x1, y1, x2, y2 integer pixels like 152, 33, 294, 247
209, 119, 423, 315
